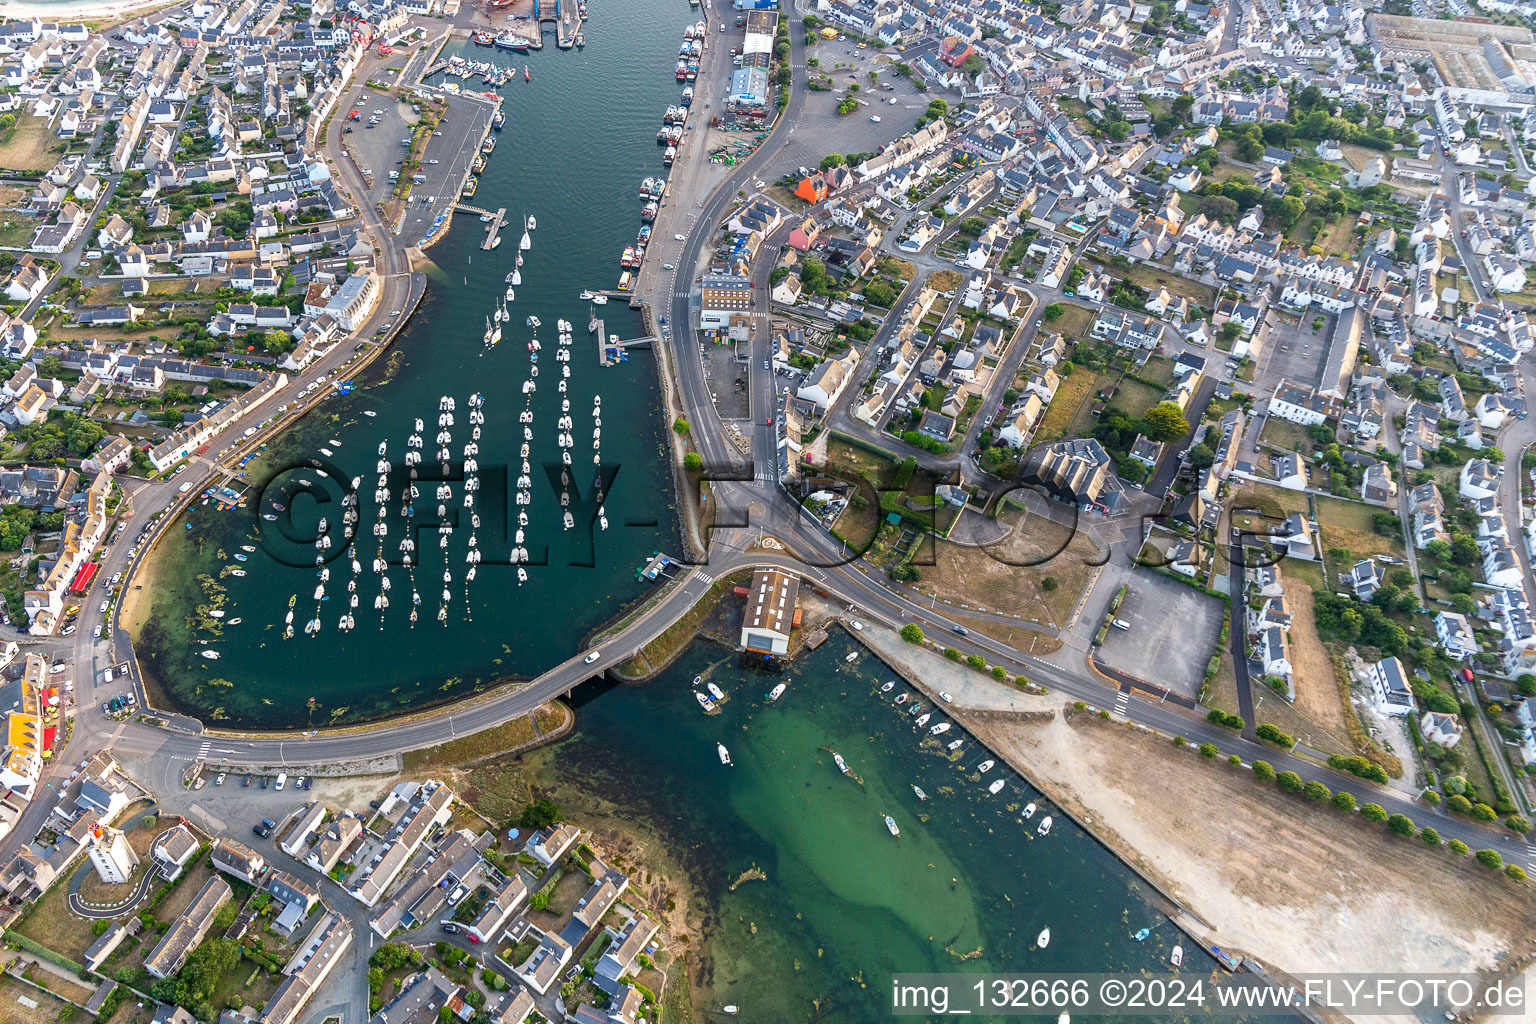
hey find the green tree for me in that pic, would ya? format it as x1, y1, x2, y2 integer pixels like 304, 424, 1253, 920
0, 113, 15, 131
864, 280, 896, 307
1507, 865, 1528, 882
1476, 849, 1504, 870
1198, 743, 1218, 759
517, 798, 562, 830
683, 452, 703, 471
38, 355, 64, 378
672, 416, 690, 435
1303, 780, 1330, 802
1220, 321, 1243, 341
1143, 402, 1191, 442
819, 153, 846, 170
1360, 803, 1388, 823
1449, 839, 1469, 855
1420, 827, 1441, 845
1251, 760, 1275, 782
900, 624, 924, 643
1386, 813, 1415, 836
1276, 770, 1304, 792
1043, 303, 1064, 320
1187, 443, 1215, 469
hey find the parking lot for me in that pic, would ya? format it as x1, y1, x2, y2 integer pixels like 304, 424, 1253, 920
1257, 311, 1331, 393
1095, 571, 1224, 697
342, 88, 421, 206
756, 44, 931, 183
401, 94, 495, 245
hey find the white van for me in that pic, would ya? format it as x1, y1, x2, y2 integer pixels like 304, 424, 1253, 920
274, 772, 287, 791
1111, 619, 1131, 630
178, 482, 192, 493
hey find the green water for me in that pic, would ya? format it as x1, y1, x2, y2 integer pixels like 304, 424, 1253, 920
133, 4, 698, 727
531, 636, 1231, 1022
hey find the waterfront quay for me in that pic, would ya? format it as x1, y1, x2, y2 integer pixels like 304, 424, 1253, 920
479, 0, 584, 49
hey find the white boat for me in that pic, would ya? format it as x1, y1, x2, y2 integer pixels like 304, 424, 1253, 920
527, 215, 537, 230
915, 712, 931, 727
707, 682, 725, 701
833, 752, 850, 774
1037, 927, 1051, 948
884, 814, 900, 837
717, 743, 732, 766
1170, 945, 1184, 967
988, 778, 1005, 795
592, 294, 607, 305
977, 759, 994, 773
880, 681, 895, 692
519, 230, 531, 250
722, 1009, 738, 1017
201, 650, 221, 660
766, 682, 786, 702
894, 693, 909, 706
1022, 802, 1037, 819
694, 691, 712, 711
230, 569, 247, 577
844, 651, 858, 663
1037, 815, 1053, 835
209, 609, 226, 618
912, 784, 928, 801
930, 722, 951, 736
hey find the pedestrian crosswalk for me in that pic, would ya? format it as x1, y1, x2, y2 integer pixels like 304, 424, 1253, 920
694, 570, 715, 585
197, 740, 211, 761
1113, 689, 1130, 717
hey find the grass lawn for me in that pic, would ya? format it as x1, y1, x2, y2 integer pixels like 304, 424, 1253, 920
0, 116, 63, 174
921, 510, 1100, 628
1316, 215, 1359, 258
1124, 264, 1216, 309
210, 958, 281, 1019
1315, 495, 1404, 560
11, 867, 101, 962
1285, 214, 1320, 246
948, 612, 1062, 654
0, 216, 35, 247
833, 493, 880, 549
1108, 377, 1163, 419
1258, 417, 1315, 454
825, 436, 901, 488
1035, 369, 1100, 442
1044, 302, 1096, 340
1230, 483, 1310, 532
403, 705, 571, 771
0, 976, 78, 1024
1139, 354, 1176, 388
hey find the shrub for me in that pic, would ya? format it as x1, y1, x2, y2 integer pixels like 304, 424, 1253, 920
1471, 803, 1498, 823
1446, 794, 1473, 815
899, 624, 924, 643
1173, 735, 1187, 747
991, 665, 1007, 680
1449, 839, 1469, 855
1422, 790, 1441, 806
1251, 760, 1275, 782
1325, 754, 1388, 784
1506, 816, 1532, 835
1476, 849, 1505, 870
1420, 827, 1441, 845
1303, 780, 1330, 802
1228, 755, 1243, 766
1255, 723, 1295, 748
1198, 743, 1218, 759
1386, 813, 1415, 836
966, 654, 985, 670
1507, 865, 1528, 882
943, 647, 961, 661
1276, 770, 1304, 792
1206, 710, 1244, 730
1360, 803, 1387, 822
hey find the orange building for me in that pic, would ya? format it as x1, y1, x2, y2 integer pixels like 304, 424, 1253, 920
794, 172, 828, 204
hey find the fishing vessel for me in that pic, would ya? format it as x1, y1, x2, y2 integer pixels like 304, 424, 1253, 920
707, 682, 725, 701
717, 743, 732, 766
765, 682, 786, 701
884, 815, 900, 837
694, 691, 712, 711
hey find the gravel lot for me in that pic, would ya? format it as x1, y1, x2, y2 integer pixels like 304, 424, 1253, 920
1095, 570, 1223, 697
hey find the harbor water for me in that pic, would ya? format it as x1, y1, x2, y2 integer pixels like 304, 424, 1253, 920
129, 0, 697, 727
528, 635, 1246, 1022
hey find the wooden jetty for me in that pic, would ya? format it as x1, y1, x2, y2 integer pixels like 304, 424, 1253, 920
595, 318, 654, 366
470, 207, 508, 251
